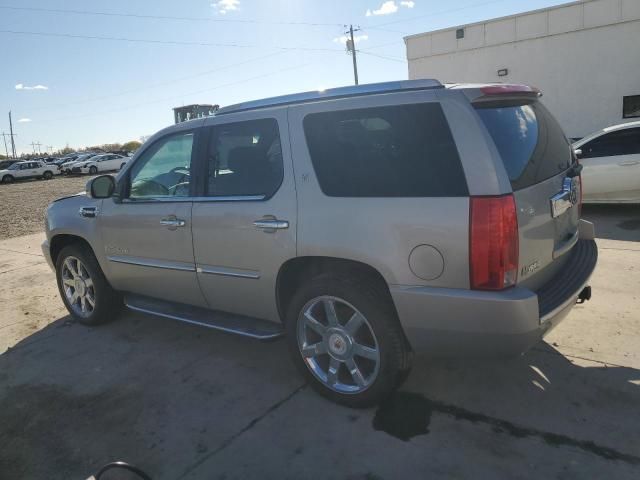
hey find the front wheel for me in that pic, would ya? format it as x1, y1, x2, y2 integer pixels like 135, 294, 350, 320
2, 175, 14, 183
55, 244, 122, 325
43, 171, 53, 180
285, 274, 411, 408
89, 166, 98, 175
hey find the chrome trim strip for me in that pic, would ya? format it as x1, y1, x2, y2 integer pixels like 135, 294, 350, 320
120, 195, 265, 204
196, 264, 260, 279
124, 303, 281, 340
107, 255, 196, 272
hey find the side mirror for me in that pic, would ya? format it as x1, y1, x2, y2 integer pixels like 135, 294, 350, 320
574, 148, 583, 159
87, 175, 116, 199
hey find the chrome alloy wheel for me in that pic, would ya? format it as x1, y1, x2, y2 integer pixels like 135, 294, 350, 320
61, 256, 95, 318
297, 296, 380, 394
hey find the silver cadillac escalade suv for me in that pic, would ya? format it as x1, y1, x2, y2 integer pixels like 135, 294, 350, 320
43, 80, 597, 407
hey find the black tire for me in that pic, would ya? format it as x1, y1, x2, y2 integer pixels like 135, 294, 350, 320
55, 243, 122, 326
2, 175, 14, 184
89, 166, 98, 175
43, 171, 53, 180
285, 273, 411, 408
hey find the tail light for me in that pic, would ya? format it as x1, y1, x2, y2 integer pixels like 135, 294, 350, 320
470, 195, 519, 290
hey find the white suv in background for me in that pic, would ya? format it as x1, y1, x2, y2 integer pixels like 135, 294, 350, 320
0, 160, 56, 183
72, 154, 129, 175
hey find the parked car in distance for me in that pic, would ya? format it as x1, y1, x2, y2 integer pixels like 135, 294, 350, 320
573, 121, 640, 203
1, 160, 56, 183
71, 154, 129, 175
60, 153, 100, 174
43, 80, 597, 407
0, 159, 20, 170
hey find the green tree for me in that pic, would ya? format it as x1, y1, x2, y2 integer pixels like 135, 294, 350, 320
122, 140, 142, 152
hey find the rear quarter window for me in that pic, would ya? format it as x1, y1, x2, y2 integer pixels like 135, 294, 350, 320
303, 103, 468, 197
476, 102, 572, 190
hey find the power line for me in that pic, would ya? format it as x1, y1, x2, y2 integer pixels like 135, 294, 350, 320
0, 5, 343, 27
358, 50, 406, 63
0, 29, 344, 52
27, 51, 289, 111
33, 62, 315, 125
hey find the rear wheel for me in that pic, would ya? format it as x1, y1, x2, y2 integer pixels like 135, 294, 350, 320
2, 175, 14, 184
43, 171, 53, 180
89, 166, 98, 175
55, 244, 122, 325
285, 273, 410, 408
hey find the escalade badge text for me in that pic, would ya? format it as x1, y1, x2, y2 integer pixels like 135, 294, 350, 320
521, 260, 540, 277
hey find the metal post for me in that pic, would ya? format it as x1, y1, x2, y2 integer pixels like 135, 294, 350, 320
8, 111, 16, 159
1, 133, 9, 158
349, 25, 359, 85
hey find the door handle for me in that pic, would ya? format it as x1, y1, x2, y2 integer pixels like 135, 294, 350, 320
160, 217, 186, 228
253, 219, 289, 231
619, 161, 640, 166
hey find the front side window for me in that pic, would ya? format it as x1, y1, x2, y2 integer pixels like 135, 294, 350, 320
128, 132, 194, 199
303, 103, 467, 197
206, 119, 283, 198
581, 128, 640, 159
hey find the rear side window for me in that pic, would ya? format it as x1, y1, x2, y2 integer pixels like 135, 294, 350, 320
476, 102, 572, 190
206, 118, 283, 198
303, 103, 467, 197
580, 128, 640, 158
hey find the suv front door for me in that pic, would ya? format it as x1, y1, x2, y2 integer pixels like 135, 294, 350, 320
99, 129, 206, 307
191, 112, 296, 322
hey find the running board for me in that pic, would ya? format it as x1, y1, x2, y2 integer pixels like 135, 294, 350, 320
124, 294, 284, 341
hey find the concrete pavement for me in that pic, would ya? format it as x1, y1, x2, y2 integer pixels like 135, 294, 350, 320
0, 206, 639, 479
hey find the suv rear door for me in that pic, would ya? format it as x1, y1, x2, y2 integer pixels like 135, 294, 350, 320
475, 97, 579, 289
190, 109, 296, 322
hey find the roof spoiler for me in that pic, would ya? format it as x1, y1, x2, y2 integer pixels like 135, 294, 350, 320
472, 84, 542, 106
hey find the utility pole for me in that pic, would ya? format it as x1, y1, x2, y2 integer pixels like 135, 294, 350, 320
34, 141, 42, 154
8, 111, 17, 159
30, 141, 39, 154
1, 132, 9, 158
345, 24, 360, 85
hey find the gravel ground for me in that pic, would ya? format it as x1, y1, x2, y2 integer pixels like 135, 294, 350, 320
0, 175, 89, 240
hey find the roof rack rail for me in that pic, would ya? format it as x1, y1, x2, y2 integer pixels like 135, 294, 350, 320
216, 79, 443, 115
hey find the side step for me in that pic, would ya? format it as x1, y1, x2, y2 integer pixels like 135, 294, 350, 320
124, 294, 284, 341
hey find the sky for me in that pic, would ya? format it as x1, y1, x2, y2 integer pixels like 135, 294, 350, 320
1, 0, 571, 155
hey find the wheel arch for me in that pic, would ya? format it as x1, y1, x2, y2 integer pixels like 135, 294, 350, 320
276, 256, 397, 324
50, 234, 95, 266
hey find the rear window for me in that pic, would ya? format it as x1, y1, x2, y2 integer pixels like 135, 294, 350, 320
475, 102, 572, 190
303, 103, 468, 197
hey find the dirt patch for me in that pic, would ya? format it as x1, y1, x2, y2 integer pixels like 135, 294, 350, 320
0, 176, 88, 239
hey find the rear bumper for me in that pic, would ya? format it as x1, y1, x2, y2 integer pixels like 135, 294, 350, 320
391, 238, 598, 356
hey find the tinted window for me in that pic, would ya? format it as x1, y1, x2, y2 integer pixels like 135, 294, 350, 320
303, 103, 467, 197
476, 102, 572, 190
128, 132, 193, 199
580, 128, 640, 158
206, 119, 283, 198
623, 95, 640, 119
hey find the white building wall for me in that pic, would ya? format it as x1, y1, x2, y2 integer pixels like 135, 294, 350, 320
406, 0, 640, 138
